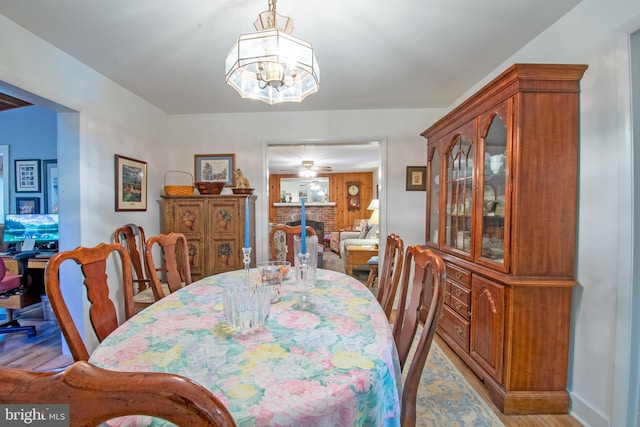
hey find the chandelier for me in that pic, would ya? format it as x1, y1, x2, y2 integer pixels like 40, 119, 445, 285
225, 0, 320, 105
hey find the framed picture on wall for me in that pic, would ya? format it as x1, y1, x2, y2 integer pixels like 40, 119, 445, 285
43, 159, 59, 213
406, 166, 427, 191
16, 197, 40, 214
115, 154, 147, 211
15, 159, 41, 192
194, 154, 236, 187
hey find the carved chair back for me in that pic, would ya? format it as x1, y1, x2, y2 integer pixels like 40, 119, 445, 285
45, 243, 135, 361
392, 245, 446, 427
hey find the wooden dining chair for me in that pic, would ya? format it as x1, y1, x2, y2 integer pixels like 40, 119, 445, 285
114, 224, 149, 293
269, 225, 316, 264
391, 245, 446, 427
45, 243, 136, 361
0, 361, 237, 427
377, 233, 405, 321
114, 224, 153, 312
143, 232, 192, 304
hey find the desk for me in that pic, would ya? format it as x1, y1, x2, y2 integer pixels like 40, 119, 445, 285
28, 258, 49, 270
345, 245, 378, 276
90, 268, 401, 426
1, 255, 49, 271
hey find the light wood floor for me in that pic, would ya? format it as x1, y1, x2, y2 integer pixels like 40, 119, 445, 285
2, 304, 582, 426
0, 303, 73, 370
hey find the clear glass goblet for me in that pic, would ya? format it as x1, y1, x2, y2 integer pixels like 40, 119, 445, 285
292, 252, 315, 310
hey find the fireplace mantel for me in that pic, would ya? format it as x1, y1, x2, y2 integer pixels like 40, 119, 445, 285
273, 202, 336, 207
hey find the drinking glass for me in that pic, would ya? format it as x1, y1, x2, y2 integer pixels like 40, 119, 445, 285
223, 285, 271, 332
258, 261, 290, 303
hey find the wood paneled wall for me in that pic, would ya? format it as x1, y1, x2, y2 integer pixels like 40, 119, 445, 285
268, 172, 374, 232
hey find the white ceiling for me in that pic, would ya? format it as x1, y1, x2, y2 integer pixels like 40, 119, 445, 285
0, 0, 581, 172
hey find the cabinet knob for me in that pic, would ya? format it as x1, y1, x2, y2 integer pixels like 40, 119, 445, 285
454, 288, 463, 297
454, 325, 463, 336
455, 272, 463, 280
454, 301, 462, 311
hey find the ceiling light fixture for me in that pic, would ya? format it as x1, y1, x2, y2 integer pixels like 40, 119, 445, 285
225, 0, 320, 105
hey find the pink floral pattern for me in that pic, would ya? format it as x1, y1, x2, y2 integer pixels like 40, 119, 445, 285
91, 269, 401, 426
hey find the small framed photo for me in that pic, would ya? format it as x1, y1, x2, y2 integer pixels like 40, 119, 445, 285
15, 159, 41, 192
16, 197, 40, 214
406, 166, 427, 191
194, 154, 235, 187
43, 159, 59, 213
115, 154, 147, 211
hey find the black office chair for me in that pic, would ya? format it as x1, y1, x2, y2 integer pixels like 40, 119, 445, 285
0, 251, 40, 337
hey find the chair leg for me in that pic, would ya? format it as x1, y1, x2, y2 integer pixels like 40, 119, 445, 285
366, 265, 378, 288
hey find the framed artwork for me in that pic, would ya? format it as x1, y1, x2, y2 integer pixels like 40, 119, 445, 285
115, 154, 147, 211
194, 154, 235, 187
406, 166, 427, 191
16, 197, 40, 214
43, 159, 59, 213
15, 159, 41, 192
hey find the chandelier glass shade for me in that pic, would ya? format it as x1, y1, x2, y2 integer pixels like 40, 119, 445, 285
225, 1, 320, 105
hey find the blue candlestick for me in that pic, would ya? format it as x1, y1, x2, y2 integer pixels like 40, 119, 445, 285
244, 196, 250, 248
300, 197, 306, 254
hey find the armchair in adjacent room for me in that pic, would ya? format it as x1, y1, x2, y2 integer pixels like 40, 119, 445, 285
329, 219, 378, 256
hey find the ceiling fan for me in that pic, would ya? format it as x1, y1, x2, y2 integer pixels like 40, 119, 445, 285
281, 160, 332, 177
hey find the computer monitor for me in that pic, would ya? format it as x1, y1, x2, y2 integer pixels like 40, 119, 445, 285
3, 214, 59, 249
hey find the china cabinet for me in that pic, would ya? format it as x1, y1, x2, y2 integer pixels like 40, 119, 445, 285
422, 64, 587, 414
161, 194, 256, 280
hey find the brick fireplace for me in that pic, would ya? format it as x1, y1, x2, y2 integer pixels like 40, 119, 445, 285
273, 202, 336, 235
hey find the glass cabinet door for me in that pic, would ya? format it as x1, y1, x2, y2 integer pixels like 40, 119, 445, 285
445, 129, 474, 254
478, 107, 508, 268
427, 145, 440, 246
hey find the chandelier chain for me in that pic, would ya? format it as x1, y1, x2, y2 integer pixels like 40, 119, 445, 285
269, 0, 277, 28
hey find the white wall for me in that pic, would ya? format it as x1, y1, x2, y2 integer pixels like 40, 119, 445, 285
167, 110, 444, 263
627, 26, 640, 427
2, 0, 640, 425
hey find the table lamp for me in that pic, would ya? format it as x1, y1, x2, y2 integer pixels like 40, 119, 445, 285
368, 199, 380, 247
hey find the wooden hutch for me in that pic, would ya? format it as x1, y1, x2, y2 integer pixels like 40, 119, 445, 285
421, 64, 587, 414
161, 194, 256, 281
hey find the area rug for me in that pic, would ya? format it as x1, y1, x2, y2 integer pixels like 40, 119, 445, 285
322, 249, 346, 273
324, 250, 501, 425
414, 341, 504, 427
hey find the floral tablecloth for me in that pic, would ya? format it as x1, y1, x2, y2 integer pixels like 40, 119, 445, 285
90, 268, 402, 427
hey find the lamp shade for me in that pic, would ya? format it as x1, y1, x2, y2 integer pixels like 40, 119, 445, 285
367, 199, 379, 210
369, 209, 379, 225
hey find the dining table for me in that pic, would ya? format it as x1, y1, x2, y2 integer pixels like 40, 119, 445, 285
89, 267, 402, 427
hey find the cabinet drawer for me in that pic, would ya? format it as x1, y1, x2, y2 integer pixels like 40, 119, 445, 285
446, 263, 470, 287
449, 295, 470, 320
439, 305, 470, 352
449, 280, 470, 305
